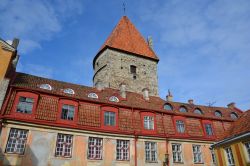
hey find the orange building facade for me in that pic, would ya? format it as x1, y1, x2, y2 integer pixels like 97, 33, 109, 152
0, 16, 247, 166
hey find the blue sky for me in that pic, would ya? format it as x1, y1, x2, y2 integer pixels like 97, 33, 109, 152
0, 0, 249, 110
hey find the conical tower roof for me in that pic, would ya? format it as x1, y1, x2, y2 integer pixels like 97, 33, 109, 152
94, 16, 159, 66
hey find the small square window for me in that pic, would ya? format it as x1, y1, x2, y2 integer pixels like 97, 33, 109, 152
104, 111, 116, 126
130, 65, 136, 74
61, 104, 75, 121
5, 128, 28, 154
55, 133, 73, 157
144, 116, 154, 130
16, 97, 34, 114
176, 120, 185, 133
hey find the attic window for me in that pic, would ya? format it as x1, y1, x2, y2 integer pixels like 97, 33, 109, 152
63, 88, 75, 95
39, 84, 52, 90
88, 93, 98, 99
230, 112, 238, 119
179, 106, 188, 113
215, 110, 222, 117
130, 65, 136, 74
109, 96, 119, 102
164, 103, 173, 111
194, 108, 203, 115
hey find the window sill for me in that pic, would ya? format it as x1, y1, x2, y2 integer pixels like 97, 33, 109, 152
145, 161, 158, 163
4, 153, 25, 157
54, 156, 72, 160
173, 162, 184, 164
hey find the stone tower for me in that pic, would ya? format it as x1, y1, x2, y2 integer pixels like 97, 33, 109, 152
93, 16, 159, 96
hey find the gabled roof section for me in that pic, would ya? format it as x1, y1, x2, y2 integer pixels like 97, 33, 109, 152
94, 16, 159, 66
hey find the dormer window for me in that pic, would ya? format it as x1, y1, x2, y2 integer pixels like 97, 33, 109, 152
109, 96, 119, 102
194, 108, 203, 115
215, 110, 222, 117
88, 93, 98, 99
39, 84, 52, 90
130, 65, 136, 74
179, 106, 188, 113
230, 112, 238, 119
63, 88, 75, 95
164, 103, 173, 111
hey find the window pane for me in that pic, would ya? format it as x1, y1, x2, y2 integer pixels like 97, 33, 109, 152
6, 128, 28, 154
16, 97, 34, 114
55, 134, 73, 157
61, 104, 75, 121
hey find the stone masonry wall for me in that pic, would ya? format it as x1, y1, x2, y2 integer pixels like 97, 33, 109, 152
93, 49, 159, 96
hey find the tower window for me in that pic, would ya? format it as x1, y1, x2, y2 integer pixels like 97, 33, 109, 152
130, 65, 136, 74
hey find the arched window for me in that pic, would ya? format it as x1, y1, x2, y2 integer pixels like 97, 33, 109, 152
194, 108, 203, 115
109, 96, 119, 102
215, 110, 222, 117
39, 84, 52, 90
88, 93, 98, 99
230, 112, 238, 119
179, 106, 188, 113
63, 88, 75, 95
164, 103, 173, 111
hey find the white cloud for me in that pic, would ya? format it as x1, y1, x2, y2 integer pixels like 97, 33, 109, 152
138, 0, 250, 110
18, 62, 53, 78
0, 0, 84, 54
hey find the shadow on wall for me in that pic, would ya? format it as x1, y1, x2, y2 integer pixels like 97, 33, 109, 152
0, 145, 38, 166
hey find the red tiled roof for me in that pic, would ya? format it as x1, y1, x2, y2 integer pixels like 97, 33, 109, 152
222, 110, 250, 139
94, 16, 158, 65
10, 72, 241, 121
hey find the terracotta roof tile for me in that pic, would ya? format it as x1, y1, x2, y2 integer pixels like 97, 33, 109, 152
11, 72, 241, 121
222, 110, 250, 139
95, 16, 158, 62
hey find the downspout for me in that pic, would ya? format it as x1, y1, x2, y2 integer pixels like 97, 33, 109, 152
132, 107, 137, 166
162, 113, 169, 166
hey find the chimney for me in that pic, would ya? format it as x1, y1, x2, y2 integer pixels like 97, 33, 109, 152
120, 83, 126, 98
95, 81, 104, 91
188, 99, 194, 105
142, 88, 149, 100
12, 38, 19, 49
166, 89, 173, 101
227, 102, 235, 109
147, 36, 153, 49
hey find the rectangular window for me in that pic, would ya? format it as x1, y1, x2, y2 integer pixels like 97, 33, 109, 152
172, 144, 182, 163
61, 104, 75, 120
144, 116, 154, 130
176, 120, 185, 133
145, 142, 157, 162
104, 111, 116, 126
244, 142, 250, 161
116, 140, 129, 160
16, 97, 34, 114
5, 128, 28, 154
225, 147, 235, 166
55, 134, 73, 157
211, 149, 216, 164
88, 137, 103, 159
205, 124, 213, 136
130, 65, 136, 74
193, 145, 203, 163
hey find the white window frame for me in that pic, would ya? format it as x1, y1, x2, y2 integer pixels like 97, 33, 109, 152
63, 88, 75, 95
16, 96, 34, 114
55, 133, 73, 158
192, 145, 203, 163
224, 147, 235, 166
88, 93, 98, 99
61, 104, 75, 121
88, 137, 103, 160
109, 96, 119, 102
244, 141, 250, 162
116, 140, 129, 161
172, 143, 183, 163
145, 142, 157, 162
144, 116, 154, 130
5, 128, 28, 154
104, 111, 116, 126
176, 120, 185, 133
39, 84, 52, 90
211, 149, 217, 164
